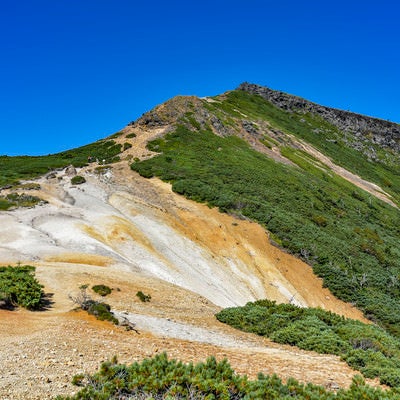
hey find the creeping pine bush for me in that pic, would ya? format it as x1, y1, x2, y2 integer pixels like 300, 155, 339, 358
71, 175, 86, 185
123, 142, 132, 151
216, 300, 400, 387
84, 300, 119, 325
69, 284, 118, 325
92, 284, 112, 297
136, 290, 151, 302
56, 353, 400, 399
0, 265, 44, 309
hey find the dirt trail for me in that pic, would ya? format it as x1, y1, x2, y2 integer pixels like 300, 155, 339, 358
0, 130, 377, 398
295, 139, 397, 208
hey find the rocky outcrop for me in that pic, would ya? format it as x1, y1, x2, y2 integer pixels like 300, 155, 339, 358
131, 96, 237, 137
238, 82, 400, 153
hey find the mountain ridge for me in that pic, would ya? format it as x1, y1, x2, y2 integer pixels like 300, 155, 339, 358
238, 82, 400, 154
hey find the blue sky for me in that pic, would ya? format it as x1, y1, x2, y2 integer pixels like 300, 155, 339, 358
1, 0, 399, 155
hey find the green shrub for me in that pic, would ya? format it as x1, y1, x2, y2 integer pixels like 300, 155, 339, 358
92, 284, 112, 297
126, 133, 137, 138
123, 142, 132, 151
71, 175, 86, 185
56, 353, 400, 399
136, 290, 151, 302
84, 300, 118, 325
0, 265, 44, 310
0, 198, 13, 210
70, 285, 118, 325
311, 214, 328, 227
216, 300, 400, 387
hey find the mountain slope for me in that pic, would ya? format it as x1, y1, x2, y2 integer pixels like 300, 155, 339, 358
1, 83, 400, 398
129, 86, 400, 335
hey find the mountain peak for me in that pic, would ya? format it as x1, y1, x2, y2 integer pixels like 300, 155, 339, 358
237, 82, 400, 153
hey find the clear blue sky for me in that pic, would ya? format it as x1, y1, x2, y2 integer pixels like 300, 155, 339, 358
1, 0, 399, 156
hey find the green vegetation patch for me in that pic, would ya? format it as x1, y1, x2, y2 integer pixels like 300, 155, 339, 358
213, 90, 400, 205
0, 193, 45, 210
131, 124, 400, 336
92, 284, 112, 297
0, 265, 44, 310
123, 142, 132, 151
70, 175, 86, 185
84, 300, 118, 325
216, 300, 400, 387
0, 139, 122, 188
57, 353, 400, 399
70, 284, 118, 325
136, 290, 151, 302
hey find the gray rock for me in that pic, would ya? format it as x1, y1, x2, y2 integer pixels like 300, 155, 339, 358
64, 165, 77, 177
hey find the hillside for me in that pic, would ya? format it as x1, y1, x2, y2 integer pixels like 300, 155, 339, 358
1, 83, 400, 398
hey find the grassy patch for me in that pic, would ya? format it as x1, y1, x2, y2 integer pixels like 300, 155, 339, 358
0, 193, 45, 209
0, 139, 121, 188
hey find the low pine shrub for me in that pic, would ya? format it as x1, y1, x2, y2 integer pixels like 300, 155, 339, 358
0, 265, 44, 310
69, 285, 118, 325
56, 353, 400, 399
136, 290, 151, 302
71, 175, 86, 185
123, 142, 132, 151
85, 301, 119, 325
92, 284, 112, 297
216, 300, 400, 387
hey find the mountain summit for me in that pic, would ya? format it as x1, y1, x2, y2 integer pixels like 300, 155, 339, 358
238, 82, 400, 153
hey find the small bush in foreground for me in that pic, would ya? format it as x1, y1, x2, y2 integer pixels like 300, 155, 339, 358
56, 353, 400, 399
0, 265, 44, 309
92, 284, 112, 297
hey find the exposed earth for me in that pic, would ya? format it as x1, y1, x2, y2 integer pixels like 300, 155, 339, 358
0, 126, 383, 399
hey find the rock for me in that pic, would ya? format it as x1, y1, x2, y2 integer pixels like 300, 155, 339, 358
64, 165, 77, 177
45, 172, 57, 180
